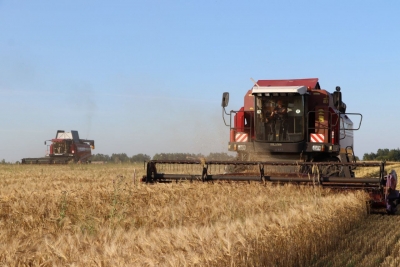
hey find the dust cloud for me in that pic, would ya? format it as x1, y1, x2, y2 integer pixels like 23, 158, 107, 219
142, 98, 229, 157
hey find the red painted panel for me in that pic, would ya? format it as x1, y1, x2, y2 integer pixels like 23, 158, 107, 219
234, 107, 245, 132
256, 78, 319, 89
243, 89, 254, 111
329, 107, 339, 144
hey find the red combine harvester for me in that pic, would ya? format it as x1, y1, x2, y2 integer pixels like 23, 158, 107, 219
21, 130, 95, 164
142, 78, 389, 212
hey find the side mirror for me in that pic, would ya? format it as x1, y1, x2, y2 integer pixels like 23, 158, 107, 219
221, 92, 229, 108
333, 86, 342, 110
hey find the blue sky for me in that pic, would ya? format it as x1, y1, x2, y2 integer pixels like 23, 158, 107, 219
0, 0, 399, 162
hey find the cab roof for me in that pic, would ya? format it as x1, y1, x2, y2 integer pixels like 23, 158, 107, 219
256, 78, 320, 89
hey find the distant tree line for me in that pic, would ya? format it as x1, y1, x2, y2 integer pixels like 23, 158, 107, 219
152, 152, 235, 161
90, 153, 151, 163
363, 148, 400, 161
90, 152, 235, 163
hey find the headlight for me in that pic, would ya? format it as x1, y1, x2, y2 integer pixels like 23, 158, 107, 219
312, 145, 322, 151
238, 145, 246, 151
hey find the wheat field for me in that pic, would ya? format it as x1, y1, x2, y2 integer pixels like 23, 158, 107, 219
0, 163, 399, 266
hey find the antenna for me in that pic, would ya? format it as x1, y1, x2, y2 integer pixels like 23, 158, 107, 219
250, 77, 259, 88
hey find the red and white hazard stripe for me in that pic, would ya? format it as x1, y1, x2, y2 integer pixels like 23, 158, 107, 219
310, 133, 324, 143
235, 132, 248, 142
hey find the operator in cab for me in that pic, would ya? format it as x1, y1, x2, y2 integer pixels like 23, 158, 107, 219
263, 101, 275, 141
272, 100, 288, 141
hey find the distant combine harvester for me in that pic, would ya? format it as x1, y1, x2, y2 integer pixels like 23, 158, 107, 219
21, 130, 95, 164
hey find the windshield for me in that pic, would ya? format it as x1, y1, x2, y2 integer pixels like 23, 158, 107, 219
254, 95, 305, 142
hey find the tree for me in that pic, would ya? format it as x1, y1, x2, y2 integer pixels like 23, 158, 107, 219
130, 153, 151, 163
111, 153, 130, 163
152, 153, 204, 160
90, 153, 110, 162
205, 152, 235, 161
362, 148, 400, 161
